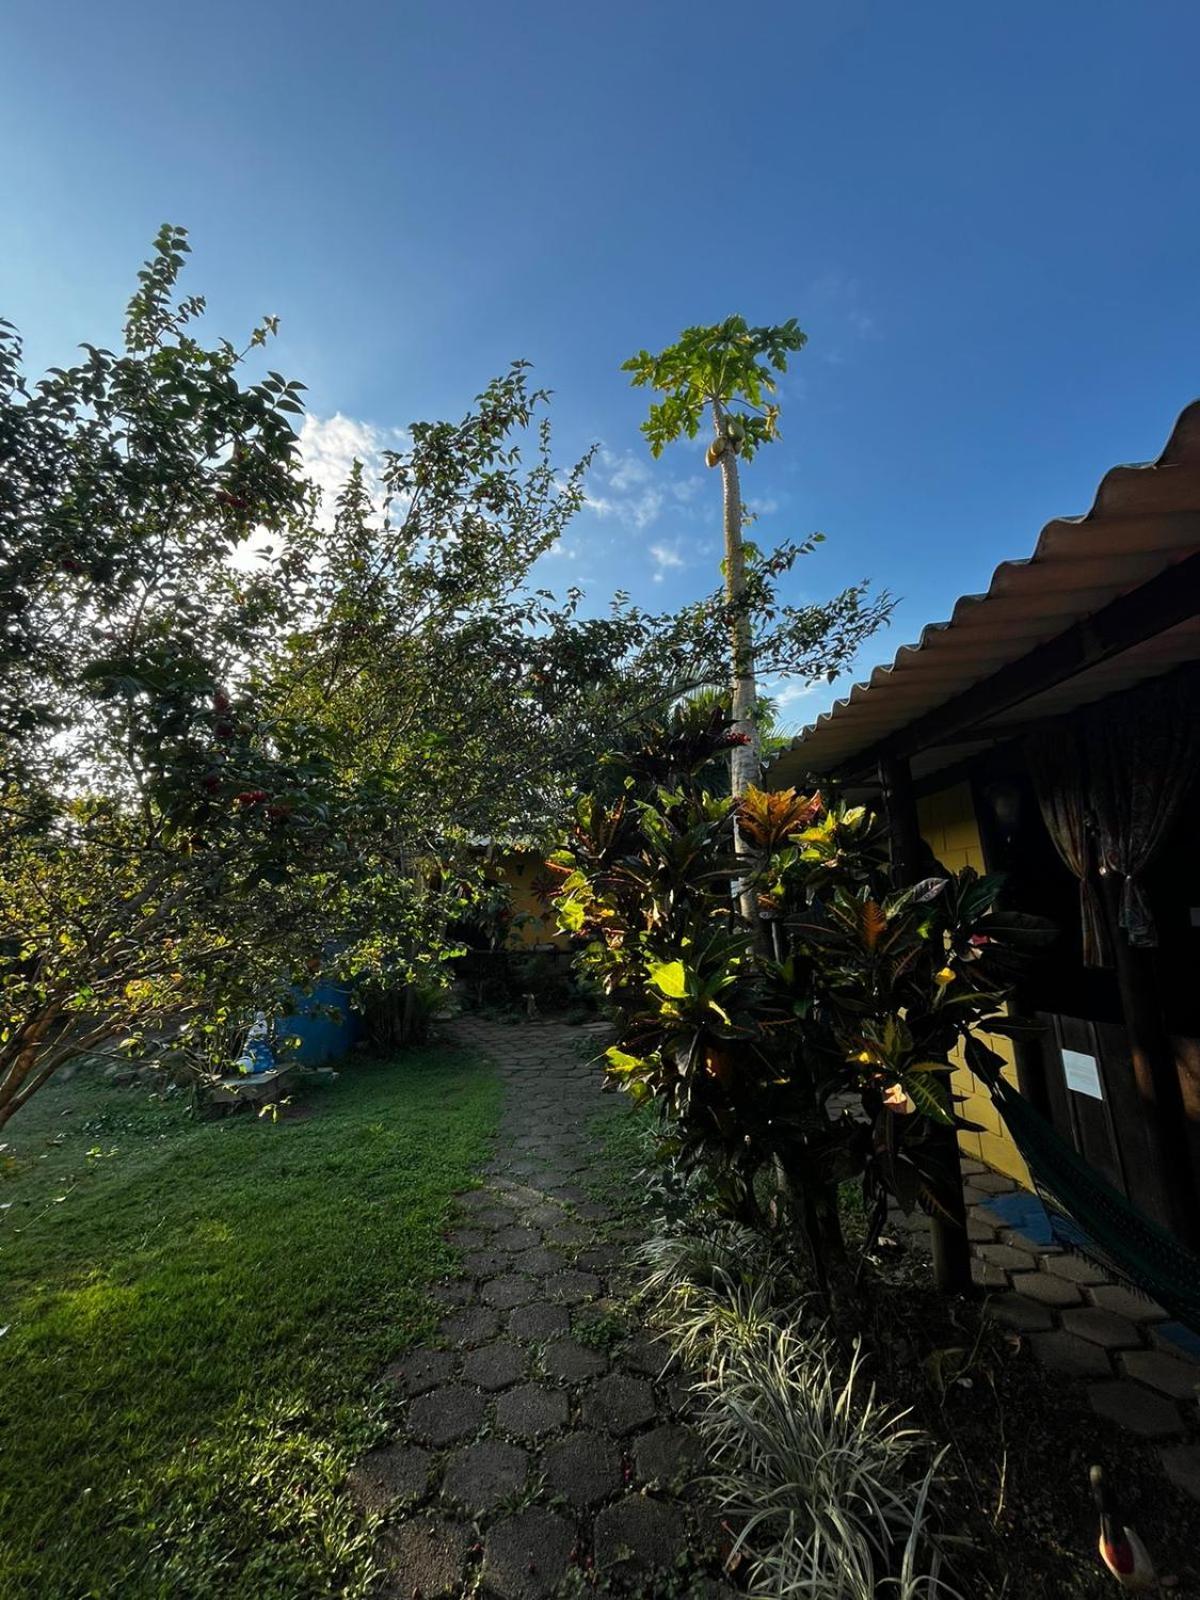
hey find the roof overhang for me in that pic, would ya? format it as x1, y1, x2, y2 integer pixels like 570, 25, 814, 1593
769, 401, 1200, 789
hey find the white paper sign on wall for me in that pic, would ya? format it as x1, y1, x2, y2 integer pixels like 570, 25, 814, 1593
1062, 1049, 1103, 1100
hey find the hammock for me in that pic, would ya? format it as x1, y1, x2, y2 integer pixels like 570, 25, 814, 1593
987, 1069, 1200, 1337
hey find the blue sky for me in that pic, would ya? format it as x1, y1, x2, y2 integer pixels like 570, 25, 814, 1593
4, 1, 1199, 726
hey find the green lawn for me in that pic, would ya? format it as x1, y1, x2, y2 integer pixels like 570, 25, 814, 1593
0, 1047, 500, 1600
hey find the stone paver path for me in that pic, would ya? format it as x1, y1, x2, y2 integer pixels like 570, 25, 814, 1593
355, 1018, 732, 1600
894, 1157, 1200, 1497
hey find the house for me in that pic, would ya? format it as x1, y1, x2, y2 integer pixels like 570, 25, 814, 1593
768, 401, 1200, 1248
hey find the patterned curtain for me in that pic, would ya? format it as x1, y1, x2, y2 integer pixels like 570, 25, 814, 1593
1027, 670, 1200, 965
1027, 721, 1109, 967
1085, 673, 1200, 949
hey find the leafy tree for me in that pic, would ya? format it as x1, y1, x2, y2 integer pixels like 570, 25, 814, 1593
0, 227, 350, 1123
0, 235, 891, 1125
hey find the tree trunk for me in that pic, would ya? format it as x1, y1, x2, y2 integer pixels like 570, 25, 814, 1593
712, 399, 761, 929
713, 399, 759, 792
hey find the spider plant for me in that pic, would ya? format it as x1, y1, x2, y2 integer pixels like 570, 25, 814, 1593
644, 1229, 960, 1599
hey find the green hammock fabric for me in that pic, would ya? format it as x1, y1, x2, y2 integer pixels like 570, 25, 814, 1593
987, 1070, 1200, 1336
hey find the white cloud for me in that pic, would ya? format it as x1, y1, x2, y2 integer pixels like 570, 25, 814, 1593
648, 542, 686, 583
601, 448, 651, 493
583, 445, 700, 531
299, 411, 409, 519
773, 677, 824, 708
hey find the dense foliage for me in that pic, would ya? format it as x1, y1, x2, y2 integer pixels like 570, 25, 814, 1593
553, 703, 1050, 1288
1, 232, 891, 1121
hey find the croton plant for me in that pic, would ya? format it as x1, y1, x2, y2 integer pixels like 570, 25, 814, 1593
551, 703, 1049, 1288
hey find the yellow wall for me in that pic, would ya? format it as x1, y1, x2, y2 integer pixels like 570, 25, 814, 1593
487, 850, 570, 948
916, 782, 1031, 1188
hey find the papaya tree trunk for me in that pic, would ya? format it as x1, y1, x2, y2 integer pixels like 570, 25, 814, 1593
712, 397, 761, 928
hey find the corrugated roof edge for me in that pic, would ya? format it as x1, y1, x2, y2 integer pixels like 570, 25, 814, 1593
776, 398, 1200, 762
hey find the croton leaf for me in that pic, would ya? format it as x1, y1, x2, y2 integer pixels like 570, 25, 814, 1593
736, 784, 824, 849
647, 959, 688, 999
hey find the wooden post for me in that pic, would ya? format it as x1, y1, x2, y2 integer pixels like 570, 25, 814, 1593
1101, 877, 1199, 1247
878, 755, 974, 1295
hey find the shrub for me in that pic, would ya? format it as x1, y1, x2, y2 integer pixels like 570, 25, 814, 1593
553, 702, 1049, 1291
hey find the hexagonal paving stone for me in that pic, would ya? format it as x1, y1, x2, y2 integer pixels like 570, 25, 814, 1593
1061, 1306, 1142, 1350
347, 1443, 432, 1511
633, 1424, 702, 1487
544, 1270, 602, 1305
1027, 1329, 1113, 1380
1008, 1271, 1082, 1308
541, 1338, 608, 1382
971, 1258, 1009, 1290
458, 1188, 504, 1212
984, 1293, 1054, 1333
482, 1274, 539, 1310
977, 1243, 1036, 1272
574, 1243, 625, 1273
581, 1374, 657, 1436
462, 1248, 511, 1277
1043, 1251, 1108, 1285
1160, 1444, 1200, 1502
494, 1381, 570, 1439
507, 1245, 568, 1276
407, 1384, 488, 1446
1117, 1348, 1200, 1400
1087, 1379, 1182, 1438
967, 1216, 999, 1243
482, 1507, 576, 1600
430, 1278, 475, 1307
593, 1494, 689, 1574
447, 1226, 488, 1250
617, 1337, 666, 1377
527, 1203, 568, 1228
543, 1221, 591, 1248
542, 1430, 622, 1507
973, 1171, 1017, 1194
442, 1439, 530, 1512
493, 1181, 549, 1208
380, 1516, 471, 1600
508, 1301, 572, 1340
438, 1305, 502, 1347
1001, 1229, 1059, 1256
384, 1348, 457, 1396
494, 1225, 545, 1253
1087, 1284, 1168, 1323
462, 1339, 528, 1391
474, 1205, 519, 1229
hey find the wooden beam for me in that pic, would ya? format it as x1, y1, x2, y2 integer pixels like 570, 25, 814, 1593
842, 550, 1200, 779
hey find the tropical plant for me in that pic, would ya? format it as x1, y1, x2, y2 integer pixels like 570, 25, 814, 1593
641, 1220, 960, 1599
553, 701, 1050, 1290
623, 318, 890, 924
623, 318, 806, 794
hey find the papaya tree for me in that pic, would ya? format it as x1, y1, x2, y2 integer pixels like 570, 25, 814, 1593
622, 317, 807, 796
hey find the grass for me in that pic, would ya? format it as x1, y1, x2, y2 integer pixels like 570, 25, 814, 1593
0, 1046, 500, 1600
